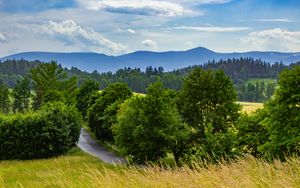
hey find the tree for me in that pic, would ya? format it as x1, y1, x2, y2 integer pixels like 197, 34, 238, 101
178, 68, 240, 160
87, 83, 133, 141
12, 77, 31, 113
113, 82, 192, 163
76, 79, 99, 119
259, 66, 300, 159
0, 83, 10, 114
30, 62, 77, 109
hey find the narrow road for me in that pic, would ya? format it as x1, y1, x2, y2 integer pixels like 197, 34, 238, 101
77, 128, 127, 165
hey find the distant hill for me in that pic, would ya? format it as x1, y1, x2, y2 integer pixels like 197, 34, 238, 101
1, 47, 300, 72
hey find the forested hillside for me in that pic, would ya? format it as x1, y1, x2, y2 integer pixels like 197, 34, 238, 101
1, 58, 299, 102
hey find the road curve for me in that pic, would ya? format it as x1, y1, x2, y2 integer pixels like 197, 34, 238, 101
77, 128, 127, 165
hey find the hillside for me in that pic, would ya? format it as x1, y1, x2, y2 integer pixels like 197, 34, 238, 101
1, 47, 300, 72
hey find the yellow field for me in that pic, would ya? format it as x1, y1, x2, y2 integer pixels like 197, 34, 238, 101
239, 102, 263, 113
1, 149, 300, 188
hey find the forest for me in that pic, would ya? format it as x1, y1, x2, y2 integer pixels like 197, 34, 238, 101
0, 60, 300, 164
1, 58, 299, 102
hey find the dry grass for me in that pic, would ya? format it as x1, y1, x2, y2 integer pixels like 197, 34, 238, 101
1, 149, 300, 188
239, 102, 263, 114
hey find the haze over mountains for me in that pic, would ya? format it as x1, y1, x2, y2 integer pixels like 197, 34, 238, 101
1, 47, 300, 73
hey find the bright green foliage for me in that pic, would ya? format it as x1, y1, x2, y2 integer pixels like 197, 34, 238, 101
0, 102, 82, 160
114, 82, 192, 163
88, 83, 133, 141
0, 83, 10, 114
30, 62, 77, 109
12, 77, 31, 113
237, 110, 269, 157
76, 79, 99, 119
178, 68, 240, 160
259, 66, 300, 159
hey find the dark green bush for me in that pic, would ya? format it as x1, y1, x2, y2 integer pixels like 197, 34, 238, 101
0, 102, 82, 160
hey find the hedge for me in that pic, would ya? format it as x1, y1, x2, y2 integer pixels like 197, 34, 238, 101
0, 102, 82, 160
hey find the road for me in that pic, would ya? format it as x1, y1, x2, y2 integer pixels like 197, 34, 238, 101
77, 128, 127, 165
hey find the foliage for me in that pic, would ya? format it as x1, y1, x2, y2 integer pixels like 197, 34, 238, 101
76, 79, 100, 119
237, 110, 269, 157
12, 77, 31, 113
259, 66, 300, 159
0, 102, 82, 160
88, 83, 133, 141
178, 68, 240, 161
0, 83, 10, 114
2, 58, 294, 102
114, 82, 192, 163
30, 61, 78, 109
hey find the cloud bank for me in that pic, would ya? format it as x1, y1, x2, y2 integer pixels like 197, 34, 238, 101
41, 20, 128, 55
242, 28, 300, 51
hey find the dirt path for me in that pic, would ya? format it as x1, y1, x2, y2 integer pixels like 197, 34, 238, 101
77, 128, 127, 165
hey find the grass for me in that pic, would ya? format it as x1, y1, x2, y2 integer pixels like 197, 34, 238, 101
245, 78, 277, 85
239, 102, 263, 113
1, 149, 300, 188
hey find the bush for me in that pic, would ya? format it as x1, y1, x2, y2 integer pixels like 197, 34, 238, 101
0, 102, 82, 160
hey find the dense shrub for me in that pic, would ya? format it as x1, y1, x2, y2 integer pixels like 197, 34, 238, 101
0, 102, 82, 160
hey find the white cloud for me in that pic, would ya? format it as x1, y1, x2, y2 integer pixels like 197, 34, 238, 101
172, 26, 251, 32
77, 0, 231, 17
127, 29, 136, 34
142, 39, 158, 49
78, 0, 187, 17
41, 20, 128, 55
242, 28, 300, 51
257, 18, 293, 23
0, 32, 6, 42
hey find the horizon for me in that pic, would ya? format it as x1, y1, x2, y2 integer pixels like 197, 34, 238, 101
0, 0, 300, 57
2, 46, 300, 58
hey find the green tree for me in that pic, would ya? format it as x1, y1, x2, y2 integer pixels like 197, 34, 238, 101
88, 83, 133, 141
76, 79, 99, 119
12, 77, 31, 113
0, 83, 10, 114
259, 66, 300, 159
30, 62, 77, 109
114, 82, 192, 163
178, 68, 240, 160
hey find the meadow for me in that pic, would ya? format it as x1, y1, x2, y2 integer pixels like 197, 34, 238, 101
1, 148, 300, 188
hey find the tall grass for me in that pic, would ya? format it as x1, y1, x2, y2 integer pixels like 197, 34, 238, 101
1, 150, 300, 188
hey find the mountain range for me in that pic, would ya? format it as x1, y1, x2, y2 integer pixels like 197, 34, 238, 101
1, 47, 300, 72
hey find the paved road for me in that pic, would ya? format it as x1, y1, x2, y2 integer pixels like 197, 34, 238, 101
77, 128, 127, 165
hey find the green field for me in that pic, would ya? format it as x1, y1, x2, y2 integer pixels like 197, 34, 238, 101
239, 102, 263, 113
245, 78, 277, 85
1, 148, 300, 188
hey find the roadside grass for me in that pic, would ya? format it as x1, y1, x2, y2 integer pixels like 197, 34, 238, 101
1, 150, 300, 188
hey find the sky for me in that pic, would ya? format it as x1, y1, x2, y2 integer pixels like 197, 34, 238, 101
0, 0, 299, 57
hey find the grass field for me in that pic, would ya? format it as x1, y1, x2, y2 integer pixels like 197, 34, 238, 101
1, 148, 300, 188
245, 78, 277, 85
239, 102, 263, 113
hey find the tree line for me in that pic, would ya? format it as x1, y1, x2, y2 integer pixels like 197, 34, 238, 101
0, 61, 299, 165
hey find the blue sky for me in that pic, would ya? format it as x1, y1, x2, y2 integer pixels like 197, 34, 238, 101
0, 0, 299, 56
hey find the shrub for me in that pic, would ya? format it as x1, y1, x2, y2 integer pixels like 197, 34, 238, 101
0, 102, 82, 160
